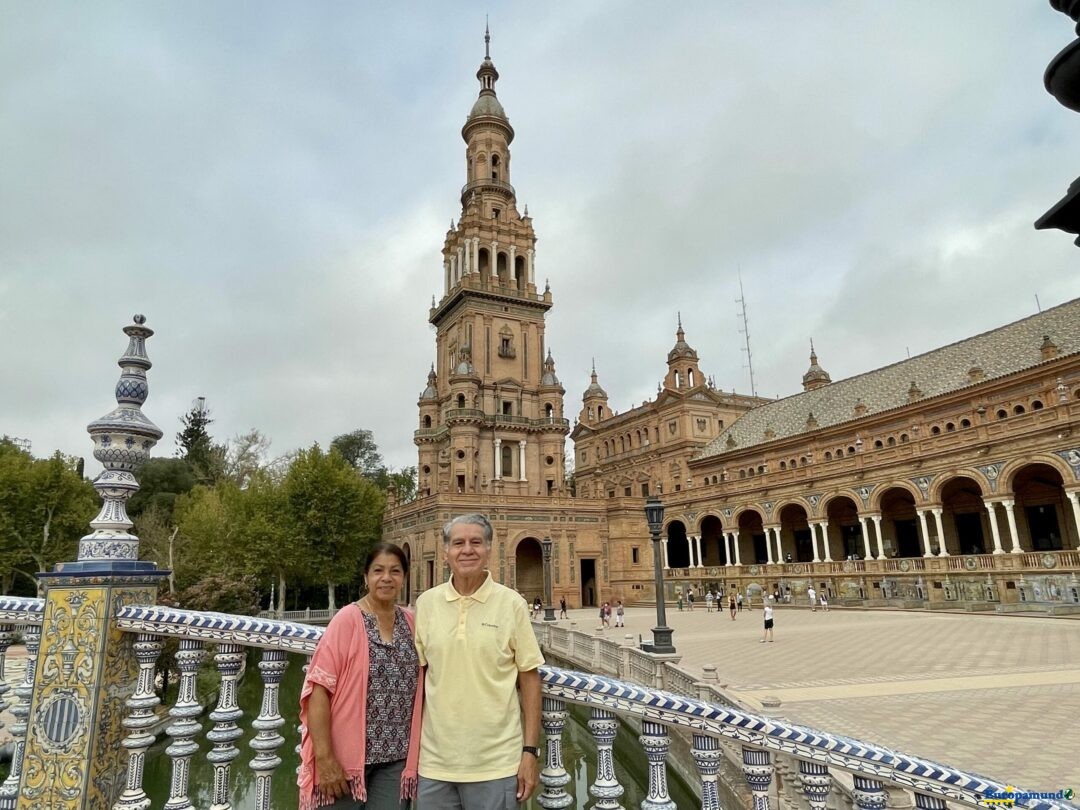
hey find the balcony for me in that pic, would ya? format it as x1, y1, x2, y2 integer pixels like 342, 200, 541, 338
460, 177, 516, 203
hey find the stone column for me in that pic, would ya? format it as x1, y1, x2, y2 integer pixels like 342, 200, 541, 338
819, 521, 833, 562
1002, 498, 1022, 554
732, 530, 742, 566
694, 534, 704, 568
444, 259, 451, 292
449, 253, 457, 285
518, 439, 527, 482
527, 248, 535, 284
494, 438, 502, 480
461, 243, 469, 275
932, 508, 948, 557
810, 524, 821, 563
1067, 491, 1080, 550
723, 533, 732, 567
661, 537, 670, 570
916, 510, 932, 557
491, 241, 499, 277
871, 514, 885, 560
764, 527, 774, 564
473, 237, 480, 273
858, 516, 873, 560
509, 245, 517, 282
985, 501, 1005, 554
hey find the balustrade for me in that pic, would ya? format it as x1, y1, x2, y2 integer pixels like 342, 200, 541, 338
0, 598, 1074, 810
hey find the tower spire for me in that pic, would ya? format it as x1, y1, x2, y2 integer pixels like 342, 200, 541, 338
485, 18, 490, 59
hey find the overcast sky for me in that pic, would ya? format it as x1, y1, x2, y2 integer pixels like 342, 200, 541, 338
2, 2, 1078, 475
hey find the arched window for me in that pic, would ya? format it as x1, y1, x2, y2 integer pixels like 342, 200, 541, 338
899, 433, 909, 443
588, 406, 594, 420
1032, 400, 1044, 410
423, 415, 432, 428
478, 247, 490, 275
514, 255, 526, 289
688, 368, 695, 387
836, 448, 844, 458
599, 406, 605, 419
930, 426, 941, 436
457, 394, 466, 409
747, 468, 755, 478
847, 446, 856, 454
501, 443, 513, 477
960, 419, 971, 428
619, 437, 625, 452
739, 470, 746, 479
874, 439, 884, 448
887, 436, 896, 446
1013, 404, 1026, 415
945, 422, 955, 432
824, 451, 832, 461
996, 409, 1008, 420
491, 153, 500, 181
757, 465, 765, 474
790, 458, 797, 468
800, 456, 808, 465
780, 461, 787, 470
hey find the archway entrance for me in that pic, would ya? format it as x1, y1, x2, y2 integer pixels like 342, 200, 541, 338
778, 504, 812, 562
666, 520, 690, 568
825, 496, 863, 559
940, 477, 987, 555
880, 487, 920, 557
515, 538, 544, 603
1012, 464, 1071, 550
737, 509, 766, 564
700, 515, 726, 565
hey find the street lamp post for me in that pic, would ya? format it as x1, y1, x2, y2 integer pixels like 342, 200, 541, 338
643, 495, 676, 653
541, 536, 557, 622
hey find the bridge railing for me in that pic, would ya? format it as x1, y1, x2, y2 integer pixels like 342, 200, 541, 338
0, 598, 1074, 810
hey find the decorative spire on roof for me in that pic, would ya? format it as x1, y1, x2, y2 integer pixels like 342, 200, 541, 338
801, 339, 832, 391
541, 349, 561, 387
1041, 334, 1059, 360
667, 315, 699, 363
420, 364, 439, 400
583, 359, 608, 400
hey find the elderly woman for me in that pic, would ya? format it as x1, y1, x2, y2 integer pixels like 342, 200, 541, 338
299, 543, 423, 809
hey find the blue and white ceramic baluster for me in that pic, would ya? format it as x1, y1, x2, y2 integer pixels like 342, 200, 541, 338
296, 655, 311, 772
0, 623, 40, 810
913, 791, 947, 810
639, 720, 677, 810
164, 639, 207, 810
113, 633, 165, 810
0, 625, 14, 719
799, 760, 831, 810
207, 643, 246, 809
250, 650, 289, 810
587, 707, 624, 810
692, 733, 722, 810
852, 776, 888, 810
537, 696, 573, 809
742, 747, 773, 810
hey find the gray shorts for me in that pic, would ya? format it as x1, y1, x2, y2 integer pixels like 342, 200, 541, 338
417, 775, 519, 809
324, 759, 410, 810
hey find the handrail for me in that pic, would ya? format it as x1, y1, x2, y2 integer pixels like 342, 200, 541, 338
0, 596, 43, 624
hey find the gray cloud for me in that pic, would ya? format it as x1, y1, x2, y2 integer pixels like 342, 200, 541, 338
2, 2, 1077, 473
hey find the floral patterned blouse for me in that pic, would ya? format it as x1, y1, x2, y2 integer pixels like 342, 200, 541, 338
362, 608, 419, 764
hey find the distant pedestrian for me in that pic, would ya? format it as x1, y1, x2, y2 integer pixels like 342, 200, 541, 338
615, 600, 625, 627
760, 602, 775, 643
807, 586, 817, 612
736, 592, 744, 612
559, 597, 567, 619
705, 590, 714, 612
533, 596, 542, 617
600, 602, 611, 628
686, 587, 695, 612
745, 588, 753, 610
729, 594, 737, 620
820, 592, 829, 612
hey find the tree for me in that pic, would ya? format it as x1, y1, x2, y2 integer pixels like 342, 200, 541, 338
224, 429, 272, 488
282, 445, 385, 610
176, 400, 226, 483
128, 458, 197, 518
329, 429, 384, 478
0, 443, 97, 594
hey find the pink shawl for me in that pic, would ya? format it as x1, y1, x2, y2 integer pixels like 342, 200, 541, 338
298, 604, 424, 809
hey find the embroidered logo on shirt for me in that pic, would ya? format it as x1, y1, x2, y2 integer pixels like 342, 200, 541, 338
481, 622, 500, 629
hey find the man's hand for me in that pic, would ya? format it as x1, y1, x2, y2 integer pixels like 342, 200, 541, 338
315, 752, 350, 800
517, 750, 540, 801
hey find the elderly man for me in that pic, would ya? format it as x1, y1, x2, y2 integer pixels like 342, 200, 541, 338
414, 513, 544, 808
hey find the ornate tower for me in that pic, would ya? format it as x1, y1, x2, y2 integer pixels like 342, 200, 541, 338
663, 315, 703, 391
417, 29, 569, 498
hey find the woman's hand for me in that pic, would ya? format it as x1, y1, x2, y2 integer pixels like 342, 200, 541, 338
315, 752, 350, 800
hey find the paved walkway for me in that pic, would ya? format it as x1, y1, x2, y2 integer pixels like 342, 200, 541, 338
560, 605, 1079, 792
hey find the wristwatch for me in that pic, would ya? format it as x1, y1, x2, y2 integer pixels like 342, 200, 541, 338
522, 745, 540, 757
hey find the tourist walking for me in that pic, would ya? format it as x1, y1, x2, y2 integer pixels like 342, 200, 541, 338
686, 587, 695, 611
760, 602, 775, 643
299, 542, 423, 810
615, 600, 625, 627
728, 593, 737, 620
533, 596, 542, 618
559, 597, 567, 619
736, 592, 743, 612
705, 590, 714, 612
807, 585, 817, 612
745, 587, 753, 610
820, 592, 829, 612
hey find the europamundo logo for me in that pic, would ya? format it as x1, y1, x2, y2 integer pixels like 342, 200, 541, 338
980, 786, 1074, 806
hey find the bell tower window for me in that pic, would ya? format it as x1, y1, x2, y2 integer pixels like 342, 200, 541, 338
491, 154, 500, 181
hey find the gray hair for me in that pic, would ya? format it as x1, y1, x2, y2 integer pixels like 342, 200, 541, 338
442, 513, 493, 547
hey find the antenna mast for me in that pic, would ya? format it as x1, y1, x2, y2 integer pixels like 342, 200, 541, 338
736, 270, 758, 397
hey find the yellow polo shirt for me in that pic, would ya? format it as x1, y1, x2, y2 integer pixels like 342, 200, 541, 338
414, 571, 544, 782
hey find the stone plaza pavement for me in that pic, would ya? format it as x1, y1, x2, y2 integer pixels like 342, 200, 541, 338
564, 605, 1079, 792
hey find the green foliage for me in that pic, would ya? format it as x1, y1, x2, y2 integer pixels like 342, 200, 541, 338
176, 401, 226, 483
329, 429, 384, 478
178, 573, 261, 615
128, 457, 196, 518
0, 441, 97, 594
